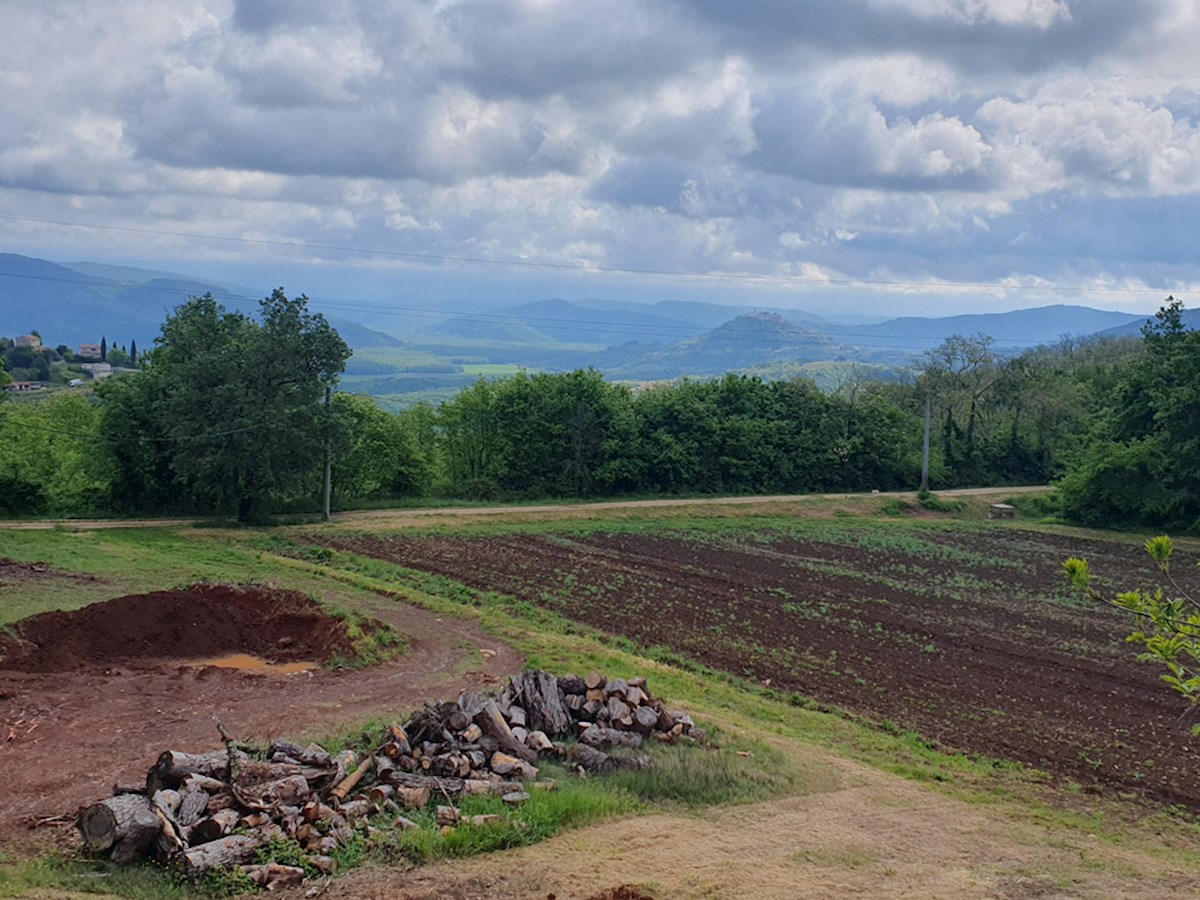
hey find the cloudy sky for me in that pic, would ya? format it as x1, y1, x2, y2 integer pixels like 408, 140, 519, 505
2, 0, 1199, 318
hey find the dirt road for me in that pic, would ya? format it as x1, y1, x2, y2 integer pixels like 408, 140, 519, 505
0, 486, 1047, 531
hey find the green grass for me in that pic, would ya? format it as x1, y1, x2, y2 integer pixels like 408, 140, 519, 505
4, 511, 1200, 894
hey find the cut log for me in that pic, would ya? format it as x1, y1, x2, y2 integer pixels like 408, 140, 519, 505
395, 785, 432, 809
566, 744, 613, 775
582, 699, 603, 719
112, 783, 145, 797
254, 774, 311, 806
633, 706, 659, 735
580, 726, 643, 750
176, 834, 262, 878
268, 739, 331, 768
489, 751, 538, 780
607, 678, 628, 699
507, 705, 527, 728
435, 805, 460, 827
368, 784, 394, 807
146, 750, 231, 794
330, 757, 372, 801
526, 730, 554, 753
558, 674, 587, 695
606, 696, 631, 724
501, 791, 530, 806
386, 723, 412, 756
585, 689, 607, 704
627, 675, 648, 690
384, 771, 466, 797
240, 863, 305, 891
187, 809, 239, 846
461, 723, 482, 743
584, 671, 607, 691
510, 670, 573, 736
77, 794, 163, 863
563, 693, 584, 713
625, 686, 647, 707
473, 699, 537, 763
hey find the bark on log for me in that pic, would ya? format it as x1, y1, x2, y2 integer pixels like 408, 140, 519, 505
146, 750, 232, 794
566, 744, 614, 775
384, 771, 466, 797
267, 739, 331, 768
474, 699, 537, 763
187, 809, 239, 846
330, 757, 372, 801
176, 834, 262, 878
77, 794, 163, 863
558, 674, 587, 695
240, 863, 305, 891
511, 670, 573, 736
580, 726, 643, 750
633, 706, 660, 735
584, 671, 607, 691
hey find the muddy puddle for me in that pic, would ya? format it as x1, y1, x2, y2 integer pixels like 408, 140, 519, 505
187, 653, 318, 675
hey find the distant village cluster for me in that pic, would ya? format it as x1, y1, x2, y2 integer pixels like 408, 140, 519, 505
1, 331, 139, 393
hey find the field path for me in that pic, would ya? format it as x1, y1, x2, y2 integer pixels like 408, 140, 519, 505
0, 486, 1047, 531
325, 752, 1195, 900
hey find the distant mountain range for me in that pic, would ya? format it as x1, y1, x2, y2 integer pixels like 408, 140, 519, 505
0, 252, 1181, 394
0, 253, 400, 349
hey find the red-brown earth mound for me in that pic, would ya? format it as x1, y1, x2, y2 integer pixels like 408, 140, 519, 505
0, 584, 355, 673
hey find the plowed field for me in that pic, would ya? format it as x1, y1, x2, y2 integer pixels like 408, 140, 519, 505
315, 524, 1200, 809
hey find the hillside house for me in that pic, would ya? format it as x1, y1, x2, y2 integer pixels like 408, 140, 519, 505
5, 380, 45, 392
15, 334, 42, 350
79, 342, 102, 359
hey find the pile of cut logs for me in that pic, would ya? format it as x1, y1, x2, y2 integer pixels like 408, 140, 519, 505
76, 669, 704, 888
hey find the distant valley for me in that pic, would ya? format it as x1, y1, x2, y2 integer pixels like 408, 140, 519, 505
0, 252, 1162, 407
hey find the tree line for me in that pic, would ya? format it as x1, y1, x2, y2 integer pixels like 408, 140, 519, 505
1, 291, 1194, 530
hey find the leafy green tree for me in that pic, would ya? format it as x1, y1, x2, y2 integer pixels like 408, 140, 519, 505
1065, 536, 1200, 731
100, 290, 349, 521
1058, 299, 1200, 530
0, 394, 110, 514
330, 393, 437, 500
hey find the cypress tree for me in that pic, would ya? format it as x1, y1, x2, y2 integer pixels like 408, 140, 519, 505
100, 336, 107, 361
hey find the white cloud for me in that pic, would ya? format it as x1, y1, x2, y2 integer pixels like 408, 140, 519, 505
0, 0, 1199, 313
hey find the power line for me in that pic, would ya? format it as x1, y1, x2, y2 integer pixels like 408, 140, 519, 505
0, 211, 1191, 296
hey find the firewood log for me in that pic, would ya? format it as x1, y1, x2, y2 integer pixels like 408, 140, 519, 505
584, 671, 607, 691
473, 699, 537, 763
77, 794, 163, 864
386, 723, 412, 756
633, 706, 659, 735
558, 674, 587, 695
607, 678, 629, 699
330, 757, 372, 801
625, 686, 647, 707
580, 726, 643, 750
239, 863, 304, 891
384, 771, 466, 797
566, 744, 614, 775
489, 751, 538, 780
511, 670, 573, 735
627, 675, 648, 690
606, 696, 631, 724
268, 739, 331, 768
188, 809, 240, 846
526, 730, 554, 753
461, 723, 483, 743
435, 806, 460, 827
395, 784, 432, 809
507, 705, 527, 728
176, 834, 262, 878
368, 784, 394, 807
146, 750, 234, 795
254, 774, 310, 806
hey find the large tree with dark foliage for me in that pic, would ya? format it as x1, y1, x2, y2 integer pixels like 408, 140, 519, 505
99, 290, 349, 521
1058, 299, 1200, 530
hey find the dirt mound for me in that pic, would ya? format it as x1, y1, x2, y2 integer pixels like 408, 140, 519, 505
0, 584, 355, 673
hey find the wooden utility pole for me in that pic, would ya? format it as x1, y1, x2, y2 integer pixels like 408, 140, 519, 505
920, 393, 931, 491
322, 386, 332, 522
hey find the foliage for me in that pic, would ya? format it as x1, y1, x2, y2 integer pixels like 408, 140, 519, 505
98, 290, 350, 521
1057, 299, 1200, 531
1064, 535, 1200, 731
